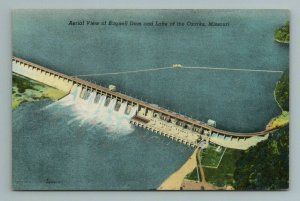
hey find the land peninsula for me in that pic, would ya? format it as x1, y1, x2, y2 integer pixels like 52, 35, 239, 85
274, 21, 290, 44
12, 73, 67, 110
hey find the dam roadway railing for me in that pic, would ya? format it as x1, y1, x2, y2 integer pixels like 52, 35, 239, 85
12, 56, 276, 139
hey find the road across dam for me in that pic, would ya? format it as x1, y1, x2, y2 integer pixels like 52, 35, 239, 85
12, 56, 276, 150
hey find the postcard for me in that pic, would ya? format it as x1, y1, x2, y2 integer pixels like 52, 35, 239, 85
12, 9, 289, 190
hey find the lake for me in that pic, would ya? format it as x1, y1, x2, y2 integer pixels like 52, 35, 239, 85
12, 10, 289, 190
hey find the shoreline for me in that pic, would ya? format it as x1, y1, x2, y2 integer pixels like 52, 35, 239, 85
266, 77, 289, 130
12, 73, 68, 110
159, 78, 288, 190
274, 38, 289, 44
157, 148, 198, 190
273, 82, 284, 111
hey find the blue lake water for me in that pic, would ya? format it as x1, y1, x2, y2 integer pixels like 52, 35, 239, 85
12, 10, 289, 190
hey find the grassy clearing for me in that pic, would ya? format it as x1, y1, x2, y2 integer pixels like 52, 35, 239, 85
12, 73, 68, 110
203, 148, 242, 187
201, 144, 225, 168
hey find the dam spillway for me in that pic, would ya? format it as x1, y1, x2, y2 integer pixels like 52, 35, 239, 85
12, 56, 274, 150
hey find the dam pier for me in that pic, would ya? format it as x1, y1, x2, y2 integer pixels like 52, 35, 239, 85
12, 57, 274, 150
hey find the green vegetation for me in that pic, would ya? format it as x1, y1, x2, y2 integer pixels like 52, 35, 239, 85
266, 71, 289, 130
185, 167, 201, 181
233, 69, 289, 190
184, 20, 290, 191
201, 145, 225, 168
185, 149, 202, 181
13, 74, 35, 93
12, 73, 67, 110
233, 126, 289, 190
204, 148, 241, 187
233, 68, 289, 190
274, 21, 289, 44
275, 71, 289, 111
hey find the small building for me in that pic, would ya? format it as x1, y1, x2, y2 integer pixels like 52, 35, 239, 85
207, 119, 216, 127
198, 140, 208, 149
108, 84, 116, 91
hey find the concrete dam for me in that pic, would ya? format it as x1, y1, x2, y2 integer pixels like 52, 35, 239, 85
12, 56, 274, 150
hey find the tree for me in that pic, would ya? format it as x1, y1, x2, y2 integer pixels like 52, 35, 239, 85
274, 21, 290, 44
275, 71, 289, 111
233, 127, 289, 190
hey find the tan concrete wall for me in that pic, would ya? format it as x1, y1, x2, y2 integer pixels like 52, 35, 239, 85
12, 60, 73, 92
209, 133, 269, 150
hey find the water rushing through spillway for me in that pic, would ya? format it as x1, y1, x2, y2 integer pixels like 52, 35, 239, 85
45, 85, 138, 136
13, 99, 193, 190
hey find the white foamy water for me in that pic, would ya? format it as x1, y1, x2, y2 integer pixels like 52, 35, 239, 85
45, 85, 138, 136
